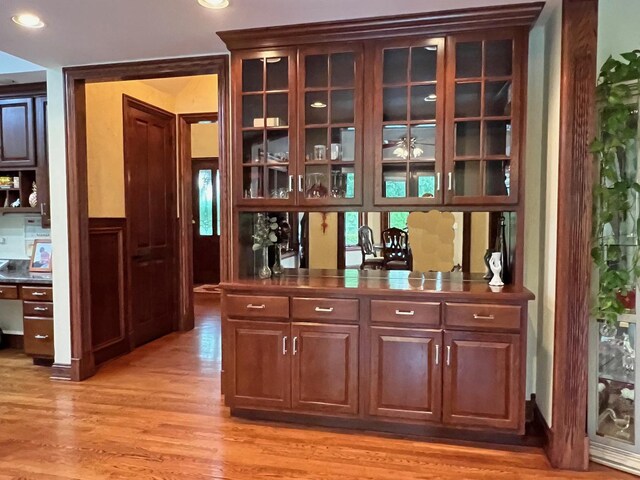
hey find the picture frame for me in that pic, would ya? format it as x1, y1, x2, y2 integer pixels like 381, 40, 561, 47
29, 239, 53, 273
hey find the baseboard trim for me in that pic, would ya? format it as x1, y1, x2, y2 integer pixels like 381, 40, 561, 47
531, 394, 553, 453
50, 363, 72, 381
591, 442, 640, 476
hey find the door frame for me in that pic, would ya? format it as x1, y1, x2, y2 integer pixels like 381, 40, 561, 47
178, 112, 219, 314
63, 55, 230, 381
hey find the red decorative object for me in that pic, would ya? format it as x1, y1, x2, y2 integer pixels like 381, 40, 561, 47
617, 289, 636, 311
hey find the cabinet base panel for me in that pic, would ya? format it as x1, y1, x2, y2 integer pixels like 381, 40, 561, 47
230, 408, 542, 448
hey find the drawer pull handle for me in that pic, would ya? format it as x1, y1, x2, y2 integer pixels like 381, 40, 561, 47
435, 344, 440, 366
34, 307, 49, 312
473, 314, 495, 320
446, 346, 451, 366
395, 310, 415, 316
246, 304, 266, 310
35, 334, 49, 340
282, 336, 288, 355
32, 292, 47, 297
293, 336, 298, 355
314, 307, 334, 313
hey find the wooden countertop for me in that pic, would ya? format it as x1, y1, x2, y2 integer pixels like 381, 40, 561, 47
221, 269, 535, 302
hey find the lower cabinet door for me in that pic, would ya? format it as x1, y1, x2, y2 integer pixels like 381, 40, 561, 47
369, 327, 442, 421
228, 319, 291, 409
291, 323, 359, 414
443, 331, 521, 430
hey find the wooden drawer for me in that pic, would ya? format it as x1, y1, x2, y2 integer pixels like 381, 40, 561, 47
292, 297, 359, 322
371, 300, 440, 326
444, 303, 521, 332
21, 286, 53, 302
23, 301, 54, 318
0, 285, 19, 300
23, 318, 54, 357
225, 294, 289, 319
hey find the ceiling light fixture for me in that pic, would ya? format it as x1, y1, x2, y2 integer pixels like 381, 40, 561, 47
310, 101, 327, 109
197, 0, 229, 9
424, 94, 437, 102
424, 45, 438, 51
12, 13, 45, 29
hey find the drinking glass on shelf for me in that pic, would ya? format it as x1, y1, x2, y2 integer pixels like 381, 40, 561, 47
306, 172, 328, 198
330, 143, 342, 161
314, 145, 327, 161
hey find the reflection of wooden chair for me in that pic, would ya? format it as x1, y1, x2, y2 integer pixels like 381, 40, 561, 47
358, 226, 384, 270
382, 227, 413, 270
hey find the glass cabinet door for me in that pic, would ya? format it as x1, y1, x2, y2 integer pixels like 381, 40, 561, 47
298, 46, 363, 205
375, 39, 444, 205
236, 50, 295, 204
445, 33, 521, 205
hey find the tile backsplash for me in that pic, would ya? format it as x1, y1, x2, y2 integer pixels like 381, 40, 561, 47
0, 214, 50, 259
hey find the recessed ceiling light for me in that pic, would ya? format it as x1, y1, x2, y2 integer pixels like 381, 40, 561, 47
12, 13, 45, 29
310, 101, 327, 109
424, 45, 437, 51
424, 94, 437, 102
197, 0, 229, 9
260, 58, 282, 64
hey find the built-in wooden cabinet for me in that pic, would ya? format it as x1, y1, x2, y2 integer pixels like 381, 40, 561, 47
0, 98, 35, 168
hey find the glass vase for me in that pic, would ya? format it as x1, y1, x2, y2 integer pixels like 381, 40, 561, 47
258, 246, 271, 279
272, 246, 283, 276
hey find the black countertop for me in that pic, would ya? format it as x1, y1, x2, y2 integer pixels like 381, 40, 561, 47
0, 259, 52, 286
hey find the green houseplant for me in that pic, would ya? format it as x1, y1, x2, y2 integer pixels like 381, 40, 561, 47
592, 50, 640, 325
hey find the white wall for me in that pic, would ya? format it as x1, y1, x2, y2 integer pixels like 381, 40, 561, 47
597, 0, 640, 68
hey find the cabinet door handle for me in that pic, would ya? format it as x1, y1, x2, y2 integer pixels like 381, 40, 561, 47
446, 346, 451, 366
435, 344, 440, 366
35, 334, 49, 340
293, 336, 298, 355
246, 304, 266, 310
436, 172, 441, 191
282, 336, 288, 355
288, 175, 294, 192
34, 307, 48, 312
32, 292, 47, 297
314, 306, 334, 313
473, 314, 495, 320
298, 175, 304, 192
0, 290, 3, 294
395, 310, 415, 316
448, 172, 453, 191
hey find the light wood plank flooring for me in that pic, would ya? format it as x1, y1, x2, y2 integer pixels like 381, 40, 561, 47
0, 293, 632, 479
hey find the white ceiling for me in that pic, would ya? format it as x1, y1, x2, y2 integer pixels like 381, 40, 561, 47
0, 0, 546, 69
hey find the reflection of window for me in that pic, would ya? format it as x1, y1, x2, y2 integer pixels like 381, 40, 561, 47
389, 212, 409, 230
198, 169, 214, 236
346, 172, 355, 199
345, 212, 359, 247
384, 179, 406, 198
417, 175, 435, 197
215, 169, 221, 236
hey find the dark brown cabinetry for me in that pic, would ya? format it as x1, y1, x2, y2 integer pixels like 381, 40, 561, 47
0, 98, 35, 168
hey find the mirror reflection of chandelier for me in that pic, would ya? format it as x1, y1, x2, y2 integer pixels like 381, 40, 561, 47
392, 136, 423, 160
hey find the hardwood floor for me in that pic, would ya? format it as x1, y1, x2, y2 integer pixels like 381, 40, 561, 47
0, 292, 632, 479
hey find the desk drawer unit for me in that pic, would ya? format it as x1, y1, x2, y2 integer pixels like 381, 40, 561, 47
23, 318, 54, 358
225, 294, 289, 319
292, 297, 359, 322
23, 301, 54, 318
22, 286, 53, 302
0, 285, 19, 300
444, 303, 521, 332
371, 300, 441, 327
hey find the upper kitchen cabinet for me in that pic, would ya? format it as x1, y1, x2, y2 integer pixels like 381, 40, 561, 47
0, 97, 36, 169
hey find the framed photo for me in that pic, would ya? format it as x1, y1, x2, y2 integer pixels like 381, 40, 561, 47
29, 239, 52, 273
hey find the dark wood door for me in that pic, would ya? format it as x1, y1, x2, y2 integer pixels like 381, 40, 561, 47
291, 322, 359, 414
369, 327, 442, 421
192, 158, 220, 285
228, 319, 291, 409
35, 96, 50, 226
443, 331, 521, 430
123, 96, 177, 347
0, 98, 35, 168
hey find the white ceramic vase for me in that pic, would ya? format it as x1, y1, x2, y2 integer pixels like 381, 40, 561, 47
489, 252, 504, 287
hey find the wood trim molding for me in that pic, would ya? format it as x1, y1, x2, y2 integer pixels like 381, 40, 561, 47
218, 3, 545, 50
0, 82, 46, 98
51, 363, 72, 381
63, 55, 230, 381
548, 0, 598, 470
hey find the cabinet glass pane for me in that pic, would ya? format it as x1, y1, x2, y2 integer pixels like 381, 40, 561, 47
485, 40, 513, 77
266, 130, 289, 163
455, 121, 481, 157
456, 42, 482, 78
330, 165, 355, 199
411, 46, 438, 82
411, 85, 437, 121
409, 124, 436, 160
453, 161, 481, 196
409, 163, 436, 198
331, 90, 355, 124
198, 169, 213, 236
266, 93, 288, 127
383, 87, 407, 122
331, 127, 355, 161
331, 52, 355, 88
306, 91, 328, 125
305, 128, 327, 161
485, 81, 512, 116
242, 95, 263, 128
455, 82, 481, 118
242, 166, 262, 198
242, 59, 263, 92
382, 125, 409, 160
382, 165, 407, 198
266, 57, 288, 91
383, 48, 409, 84
597, 321, 636, 445
305, 165, 329, 198
485, 160, 510, 196
306, 55, 328, 88
485, 120, 511, 156
242, 131, 263, 164
267, 166, 290, 199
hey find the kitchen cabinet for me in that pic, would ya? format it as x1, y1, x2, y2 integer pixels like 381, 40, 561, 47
0, 98, 35, 169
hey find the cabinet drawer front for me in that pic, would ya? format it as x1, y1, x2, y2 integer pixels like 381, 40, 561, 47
0, 285, 19, 300
21, 286, 53, 302
444, 303, 521, 331
292, 297, 359, 322
23, 318, 54, 357
371, 300, 440, 326
23, 301, 54, 318
225, 294, 289, 319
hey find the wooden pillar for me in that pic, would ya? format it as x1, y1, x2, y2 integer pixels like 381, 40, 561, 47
548, 0, 598, 470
